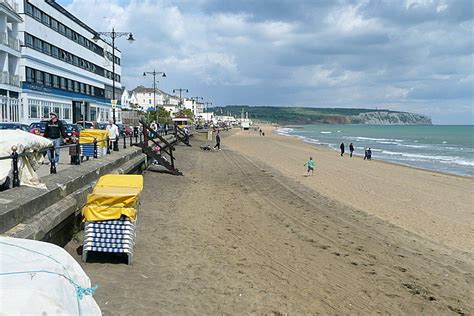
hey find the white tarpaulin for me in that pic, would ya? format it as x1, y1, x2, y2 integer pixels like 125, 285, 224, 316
0, 130, 53, 189
0, 237, 101, 315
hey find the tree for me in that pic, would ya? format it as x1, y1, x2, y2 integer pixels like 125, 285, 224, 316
176, 108, 194, 122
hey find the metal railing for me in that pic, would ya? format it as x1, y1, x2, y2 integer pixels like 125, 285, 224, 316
0, 131, 146, 190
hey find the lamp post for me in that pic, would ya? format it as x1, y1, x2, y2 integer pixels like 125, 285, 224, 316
143, 70, 166, 113
92, 28, 135, 123
172, 88, 188, 109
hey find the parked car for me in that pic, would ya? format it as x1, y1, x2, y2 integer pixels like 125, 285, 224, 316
29, 121, 47, 136
117, 123, 133, 137
64, 123, 84, 143
76, 121, 95, 129
0, 122, 30, 132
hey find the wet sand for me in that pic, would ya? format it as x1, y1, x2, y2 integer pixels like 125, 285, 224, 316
65, 129, 474, 315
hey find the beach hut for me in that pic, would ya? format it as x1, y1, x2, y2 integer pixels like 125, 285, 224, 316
172, 116, 190, 128
82, 174, 143, 265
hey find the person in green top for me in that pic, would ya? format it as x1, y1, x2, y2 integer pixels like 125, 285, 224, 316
304, 156, 315, 176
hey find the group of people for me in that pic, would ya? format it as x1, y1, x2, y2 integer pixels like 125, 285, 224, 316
340, 142, 372, 160
42, 112, 121, 174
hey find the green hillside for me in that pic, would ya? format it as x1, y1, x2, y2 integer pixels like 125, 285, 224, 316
211, 106, 400, 124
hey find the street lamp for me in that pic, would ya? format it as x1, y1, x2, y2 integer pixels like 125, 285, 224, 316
172, 88, 188, 109
92, 28, 135, 123
143, 70, 166, 112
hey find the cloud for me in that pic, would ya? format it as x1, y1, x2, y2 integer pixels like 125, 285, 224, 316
58, 0, 474, 124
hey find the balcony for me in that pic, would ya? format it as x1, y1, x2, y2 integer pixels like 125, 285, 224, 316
0, 71, 20, 87
0, 32, 20, 52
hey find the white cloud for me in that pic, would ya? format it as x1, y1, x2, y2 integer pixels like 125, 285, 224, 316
59, 0, 473, 124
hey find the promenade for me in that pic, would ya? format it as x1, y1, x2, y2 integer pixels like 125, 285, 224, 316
64, 130, 473, 315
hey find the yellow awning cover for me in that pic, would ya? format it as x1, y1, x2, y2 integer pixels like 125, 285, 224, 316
79, 129, 108, 147
82, 174, 144, 222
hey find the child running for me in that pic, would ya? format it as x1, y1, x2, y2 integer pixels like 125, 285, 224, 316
303, 156, 315, 176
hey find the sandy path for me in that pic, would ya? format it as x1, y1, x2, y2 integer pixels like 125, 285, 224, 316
66, 135, 473, 314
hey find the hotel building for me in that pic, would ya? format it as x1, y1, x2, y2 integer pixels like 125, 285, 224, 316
17, 0, 123, 124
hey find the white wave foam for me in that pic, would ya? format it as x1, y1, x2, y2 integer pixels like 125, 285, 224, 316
381, 150, 474, 166
356, 136, 403, 142
320, 131, 332, 134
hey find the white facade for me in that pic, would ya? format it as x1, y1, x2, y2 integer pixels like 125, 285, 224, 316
183, 98, 204, 118
121, 88, 138, 110
17, 0, 124, 124
0, 0, 21, 122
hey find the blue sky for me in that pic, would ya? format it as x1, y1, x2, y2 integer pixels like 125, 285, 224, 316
57, 0, 473, 124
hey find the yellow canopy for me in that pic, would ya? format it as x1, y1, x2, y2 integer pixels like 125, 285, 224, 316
79, 129, 108, 147
82, 174, 144, 222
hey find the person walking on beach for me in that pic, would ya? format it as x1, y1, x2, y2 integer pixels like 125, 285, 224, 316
367, 148, 372, 160
364, 148, 368, 160
349, 143, 354, 157
214, 131, 221, 150
106, 119, 119, 151
304, 156, 315, 176
340, 142, 345, 156
44, 112, 66, 174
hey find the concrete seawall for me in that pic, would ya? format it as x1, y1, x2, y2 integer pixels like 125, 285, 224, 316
0, 146, 146, 244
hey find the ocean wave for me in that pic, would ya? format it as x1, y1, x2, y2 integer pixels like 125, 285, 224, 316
381, 150, 474, 166
355, 136, 403, 142
320, 131, 332, 134
275, 128, 294, 135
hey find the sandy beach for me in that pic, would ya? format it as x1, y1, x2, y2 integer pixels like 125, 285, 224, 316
65, 127, 474, 315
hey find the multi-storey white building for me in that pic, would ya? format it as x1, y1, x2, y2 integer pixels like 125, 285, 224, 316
17, 0, 123, 124
0, 0, 22, 122
183, 98, 204, 118
121, 87, 138, 110
131, 84, 180, 113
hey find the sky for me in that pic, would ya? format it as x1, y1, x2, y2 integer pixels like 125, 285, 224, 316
57, 0, 473, 124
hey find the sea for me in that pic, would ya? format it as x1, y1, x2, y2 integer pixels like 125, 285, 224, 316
275, 125, 474, 178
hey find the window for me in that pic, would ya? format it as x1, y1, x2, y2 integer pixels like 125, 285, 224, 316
42, 13, 50, 26
78, 36, 85, 46
74, 81, 79, 92
80, 83, 85, 94
60, 50, 67, 61
67, 79, 73, 91
54, 106, 60, 116
60, 77, 67, 90
149, 99, 152, 104
59, 23, 66, 35
29, 103, 38, 118
86, 85, 90, 95
52, 75, 59, 88
64, 107, 71, 119
33, 7, 41, 21
42, 105, 49, 119
65, 28, 72, 39
52, 46, 59, 58
44, 73, 52, 87
25, 34, 34, 48
51, 19, 58, 31
34, 38, 42, 51
26, 68, 35, 83
26, 3, 33, 15
43, 42, 51, 55
73, 56, 79, 66
90, 107, 97, 121
35, 70, 43, 84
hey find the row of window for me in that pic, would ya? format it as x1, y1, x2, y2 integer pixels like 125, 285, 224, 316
25, 33, 120, 83
26, 67, 106, 98
25, 1, 120, 66
28, 99, 71, 120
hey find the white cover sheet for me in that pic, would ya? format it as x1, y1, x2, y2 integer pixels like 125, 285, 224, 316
0, 237, 101, 315
0, 130, 53, 189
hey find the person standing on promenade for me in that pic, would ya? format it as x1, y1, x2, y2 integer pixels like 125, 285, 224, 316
303, 156, 315, 176
106, 119, 119, 151
349, 143, 354, 157
340, 142, 345, 156
214, 131, 221, 150
44, 112, 66, 174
